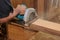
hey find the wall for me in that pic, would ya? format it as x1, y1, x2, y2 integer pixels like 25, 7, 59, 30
45, 0, 60, 20
37, 0, 44, 18
10, 0, 36, 8
10, 0, 23, 8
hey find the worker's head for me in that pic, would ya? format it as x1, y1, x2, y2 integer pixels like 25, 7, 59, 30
17, 4, 27, 13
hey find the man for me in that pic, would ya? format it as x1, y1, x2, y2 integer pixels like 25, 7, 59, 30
0, 0, 20, 39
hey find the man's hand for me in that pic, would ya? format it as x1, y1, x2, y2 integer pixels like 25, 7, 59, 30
0, 13, 13, 23
0, 6, 21, 23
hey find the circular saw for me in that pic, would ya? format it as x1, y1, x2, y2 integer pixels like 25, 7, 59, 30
11, 8, 38, 26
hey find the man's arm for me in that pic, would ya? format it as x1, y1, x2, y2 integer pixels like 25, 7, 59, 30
0, 8, 20, 23
7, 9, 19, 20
0, 5, 22, 23
7, 5, 21, 20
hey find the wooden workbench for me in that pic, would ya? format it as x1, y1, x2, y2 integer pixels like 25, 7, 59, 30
8, 24, 36, 40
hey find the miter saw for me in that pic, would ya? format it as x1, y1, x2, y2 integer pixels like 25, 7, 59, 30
10, 8, 38, 27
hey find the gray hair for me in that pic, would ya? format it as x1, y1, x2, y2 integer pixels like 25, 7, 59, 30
20, 4, 27, 9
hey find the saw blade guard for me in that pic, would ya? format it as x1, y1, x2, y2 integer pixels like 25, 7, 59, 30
24, 8, 38, 26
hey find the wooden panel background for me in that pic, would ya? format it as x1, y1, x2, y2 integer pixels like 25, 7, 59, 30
37, 0, 44, 18
10, 0, 37, 8
10, 0, 23, 8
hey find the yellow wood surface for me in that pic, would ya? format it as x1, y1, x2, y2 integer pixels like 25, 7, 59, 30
8, 24, 36, 40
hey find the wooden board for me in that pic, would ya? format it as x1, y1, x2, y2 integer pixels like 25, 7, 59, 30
30, 18, 60, 36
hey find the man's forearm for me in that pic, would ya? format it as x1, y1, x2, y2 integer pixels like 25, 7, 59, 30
7, 9, 19, 20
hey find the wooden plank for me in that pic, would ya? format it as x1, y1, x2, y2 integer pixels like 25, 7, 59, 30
30, 18, 60, 36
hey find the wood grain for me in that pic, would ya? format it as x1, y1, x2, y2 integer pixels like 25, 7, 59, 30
30, 18, 60, 36
8, 24, 36, 40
